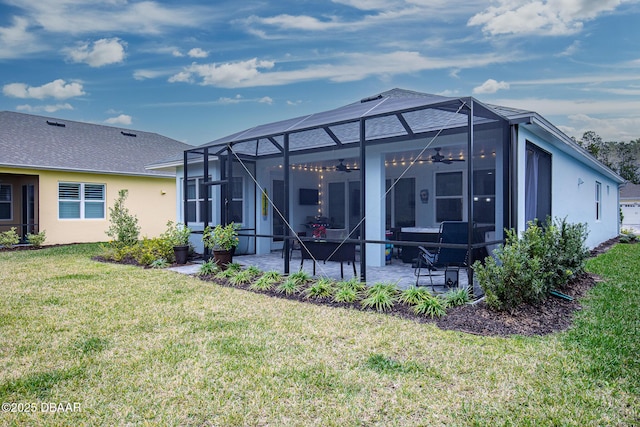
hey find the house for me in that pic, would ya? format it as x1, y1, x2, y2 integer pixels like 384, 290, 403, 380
0, 111, 192, 245
148, 88, 623, 281
620, 183, 640, 231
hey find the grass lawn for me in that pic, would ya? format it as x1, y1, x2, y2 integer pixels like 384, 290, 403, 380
0, 243, 638, 426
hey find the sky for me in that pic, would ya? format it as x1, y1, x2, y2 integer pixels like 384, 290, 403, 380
1, 0, 639, 146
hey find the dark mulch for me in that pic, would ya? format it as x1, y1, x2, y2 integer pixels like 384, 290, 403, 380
198, 237, 620, 337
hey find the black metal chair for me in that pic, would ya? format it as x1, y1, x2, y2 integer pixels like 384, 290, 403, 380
414, 222, 469, 290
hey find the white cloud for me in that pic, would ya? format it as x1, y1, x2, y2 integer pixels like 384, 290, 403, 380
468, 0, 625, 36
65, 37, 126, 67
104, 114, 132, 125
558, 40, 581, 57
167, 50, 516, 88
169, 58, 275, 88
258, 96, 273, 104
560, 114, 640, 142
287, 100, 302, 106
134, 69, 170, 80
172, 49, 184, 57
16, 103, 73, 113
188, 48, 209, 58
11, 0, 212, 35
3, 79, 85, 100
0, 16, 41, 59
473, 79, 510, 94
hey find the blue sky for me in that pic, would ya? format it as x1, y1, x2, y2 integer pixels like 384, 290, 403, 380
1, 0, 639, 146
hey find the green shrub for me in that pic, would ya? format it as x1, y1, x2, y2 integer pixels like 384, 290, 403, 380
546, 217, 589, 289
249, 275, 277, 291
0, 227, 20, 248
26, 230, 46, 248
289, 270, 311, 286
150, 258, 170, 269
101, 237, 174, 266
619, 228, 638, 244
105, 189, 140, 246
214, 263, 242, 279
198, 260, 217, 276
333, 286, 358, 303
134, 237, 175, 266
333, 278, 365, 304
399, 286, 432, 306
442, 288, 470, 307
413, 294, 447, 318
473, 218, 589, 312
305, 278, 335, 299
277, 277, 301, 295
161, 221, 191, 247
228, 269, 254, 286
245, 265, 262, 278
361, 282, 398, 312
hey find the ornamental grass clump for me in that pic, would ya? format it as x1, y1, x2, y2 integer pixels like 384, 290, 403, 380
413, 294, 447, 318
333, 278, 365, 304
361, 282, 398, 312
305, 278, 335, 299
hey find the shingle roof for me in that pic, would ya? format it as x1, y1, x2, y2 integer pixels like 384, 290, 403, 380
0, 111, 192, 177
621, 183, 640, 199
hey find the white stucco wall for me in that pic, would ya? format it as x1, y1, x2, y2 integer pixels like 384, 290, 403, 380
517, 126, 620, 248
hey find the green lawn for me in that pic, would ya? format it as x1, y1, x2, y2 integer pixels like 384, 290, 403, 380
0, 243, 638, 426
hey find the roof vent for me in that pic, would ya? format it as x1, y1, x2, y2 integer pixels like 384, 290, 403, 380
360, 94, 383, 103
121, 131, 137, 137
46, 120, 66, 127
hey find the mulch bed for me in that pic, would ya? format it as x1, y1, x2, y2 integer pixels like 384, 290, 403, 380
197, 237, 621, 337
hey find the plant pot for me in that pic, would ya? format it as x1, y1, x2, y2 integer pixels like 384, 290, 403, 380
173, 245, 189, 265
213, 249, 233, 270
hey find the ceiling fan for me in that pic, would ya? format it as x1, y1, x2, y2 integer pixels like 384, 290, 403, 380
429, 147, 465, 164
325, 159, 360, 173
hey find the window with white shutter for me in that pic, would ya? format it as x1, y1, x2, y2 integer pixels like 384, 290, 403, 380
58, 182, 105, 219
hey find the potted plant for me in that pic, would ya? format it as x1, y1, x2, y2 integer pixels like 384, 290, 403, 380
203, 222, 240, 269
163, 221, 192, 264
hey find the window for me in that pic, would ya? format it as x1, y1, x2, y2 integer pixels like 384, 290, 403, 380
595, 181, 602, 220
58, 183, 105, 219
0, 184, 12, 220
435, 172, 463, 222
184, 177, 212, 224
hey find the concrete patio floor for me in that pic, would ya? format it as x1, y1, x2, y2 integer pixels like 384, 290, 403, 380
170, 250, 472, 292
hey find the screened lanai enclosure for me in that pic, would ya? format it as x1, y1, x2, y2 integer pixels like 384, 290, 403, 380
182, 89, 524, 287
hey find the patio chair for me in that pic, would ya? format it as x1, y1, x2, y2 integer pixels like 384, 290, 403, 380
414, 221, 469, 290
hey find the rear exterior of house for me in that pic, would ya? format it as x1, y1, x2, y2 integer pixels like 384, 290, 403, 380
0, 111, 192, 245
148, 89, 623, 281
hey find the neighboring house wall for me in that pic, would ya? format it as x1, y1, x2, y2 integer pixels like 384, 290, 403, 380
1, 166, 176, 245
517, 127, 620, 248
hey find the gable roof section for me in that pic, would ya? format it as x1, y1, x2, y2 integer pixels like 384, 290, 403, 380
621, 183, 640, 199
0, 111, 192, 177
